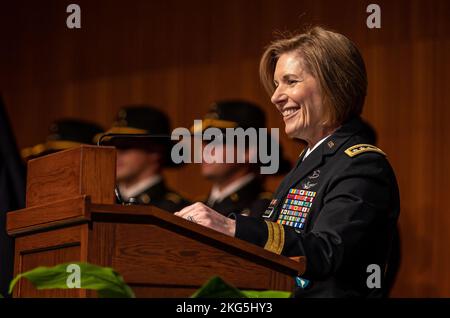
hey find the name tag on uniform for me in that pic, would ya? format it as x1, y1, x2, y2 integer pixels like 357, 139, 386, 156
262, 199, 278, 219
276, 188, 316, 230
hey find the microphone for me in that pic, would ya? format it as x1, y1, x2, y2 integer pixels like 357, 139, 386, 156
97, 133, 172, 146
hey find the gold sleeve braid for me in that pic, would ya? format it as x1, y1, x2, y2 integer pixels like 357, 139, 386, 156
263, 221, 285, 255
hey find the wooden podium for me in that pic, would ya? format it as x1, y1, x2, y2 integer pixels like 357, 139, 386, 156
6, 145, 305, 297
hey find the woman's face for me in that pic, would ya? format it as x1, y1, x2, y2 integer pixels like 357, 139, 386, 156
271, 51, 328, 145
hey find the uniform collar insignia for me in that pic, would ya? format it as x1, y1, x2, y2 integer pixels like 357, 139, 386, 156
230, 193, 239, 202
322, 117, 368, 155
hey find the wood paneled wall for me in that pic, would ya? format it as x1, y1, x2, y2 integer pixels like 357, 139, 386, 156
1, 0, 449, 297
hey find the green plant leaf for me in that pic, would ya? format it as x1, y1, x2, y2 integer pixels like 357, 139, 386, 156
242, 290, 291, 298
191, 276, 247, 298
9, 262, 134, 298
191, 276, 291, 298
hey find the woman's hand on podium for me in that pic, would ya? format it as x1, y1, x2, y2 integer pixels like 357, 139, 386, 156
175, 202, 236, 237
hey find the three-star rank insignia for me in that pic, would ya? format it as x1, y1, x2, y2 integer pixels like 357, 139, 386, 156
277, 188, 316, 230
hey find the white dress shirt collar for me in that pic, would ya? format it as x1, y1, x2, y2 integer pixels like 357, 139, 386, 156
302, 134, 332, 161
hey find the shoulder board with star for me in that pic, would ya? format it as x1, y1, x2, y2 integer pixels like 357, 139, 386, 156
344, 144, 386, 157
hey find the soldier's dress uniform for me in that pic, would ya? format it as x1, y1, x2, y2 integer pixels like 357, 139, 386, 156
130, 179, 191, 213
192, 100, 291, 218
233, 116, 400, 297
100, 105, 191, 212
206, 176, 272, 218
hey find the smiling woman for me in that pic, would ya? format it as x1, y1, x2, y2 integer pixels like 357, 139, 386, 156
175, 26, 400, 298
270, 52, 329, 145
260, 27, 368, 131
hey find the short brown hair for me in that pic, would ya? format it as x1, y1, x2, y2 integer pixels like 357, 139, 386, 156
260, 26, 367, 126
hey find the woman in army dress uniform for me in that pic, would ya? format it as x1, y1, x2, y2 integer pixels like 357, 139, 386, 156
175, 27, 400, 298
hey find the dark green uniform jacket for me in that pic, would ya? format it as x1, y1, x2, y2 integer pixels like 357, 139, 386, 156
120, 180, 191, 213
207, 177, 272, 218
233, 117, 400, 298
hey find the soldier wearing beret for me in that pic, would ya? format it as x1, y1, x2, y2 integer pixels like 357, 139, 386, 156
21, 119, 103, 160
99, 105, 190, 212
176, 27, 400, 298
191, 100, 291, 218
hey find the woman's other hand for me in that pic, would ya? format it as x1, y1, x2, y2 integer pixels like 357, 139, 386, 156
175, 202, 236, 237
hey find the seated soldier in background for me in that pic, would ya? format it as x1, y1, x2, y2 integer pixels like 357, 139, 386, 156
21, 119, 103, 161
191, 100, 291, 218
99, 105, 191, 212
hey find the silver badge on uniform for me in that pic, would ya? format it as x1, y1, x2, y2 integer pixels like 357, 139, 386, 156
308, 169, 320, 179
302, 181, 317, 190
262, 199, 278, 219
